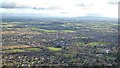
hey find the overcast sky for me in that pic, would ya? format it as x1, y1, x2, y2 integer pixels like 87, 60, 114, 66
0, 0, 119, 18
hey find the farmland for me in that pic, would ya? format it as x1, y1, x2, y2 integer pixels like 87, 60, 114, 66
1, 17, 119, 67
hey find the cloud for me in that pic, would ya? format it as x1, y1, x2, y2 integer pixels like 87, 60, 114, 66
0, 0, 60, 10
75, 2, 93, 8
0, 0, 118, 18
76, 3, 88, 7
108, 2, 118, 4
108, 0, 119, 4
60, 12, 69, 14
0, 1, 28, 8
32, 6, 60, 10
85, 13, 103, 17
0, 2, 16, 8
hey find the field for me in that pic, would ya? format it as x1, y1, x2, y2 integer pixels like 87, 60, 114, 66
47, 47, 62, 51
1, 17, 118, 67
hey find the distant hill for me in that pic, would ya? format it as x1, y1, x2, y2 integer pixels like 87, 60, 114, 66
2, 14, 117, 22
75, 16, 116, 20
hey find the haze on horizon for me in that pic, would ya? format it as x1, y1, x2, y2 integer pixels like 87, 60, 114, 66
0, 0, 119, 18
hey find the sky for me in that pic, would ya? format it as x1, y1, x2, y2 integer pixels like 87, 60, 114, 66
0, 0, 119, 18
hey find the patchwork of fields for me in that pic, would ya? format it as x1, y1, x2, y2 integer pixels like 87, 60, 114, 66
1, 18, 119, 67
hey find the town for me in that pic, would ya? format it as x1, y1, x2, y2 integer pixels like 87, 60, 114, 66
1, 17, 119, 67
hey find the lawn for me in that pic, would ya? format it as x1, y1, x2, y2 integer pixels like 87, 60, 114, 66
31, 27, 39, 30
2, 47, 41, 53
60, 30, 76, 33
47, 47, 62, 51
25, 47, 41, 51
86, 42, 109, 46
73, 42, 85, 46
34, 29, 58, 33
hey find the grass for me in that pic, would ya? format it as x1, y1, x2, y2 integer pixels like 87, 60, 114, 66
63, 54, 73, 58
2, 45, 31, 49
2, 49, 25, 53
25, 48, 41, 51
31, 27, 76, 33
73, 36, 90, 39
42, 30, 58, 33
73, 42, 109, 46
31, 28, 57, 33
2, 47, 41, 53
60, 30, 76, 33
1, 23, 16, 27
113, 24, 120, 26
63, 51, 77, 58
42, 30, 76, 33
47, 47, 62, 51
73, 42, 85, 46
86, 42, 109, 46
31, 27, 38, 30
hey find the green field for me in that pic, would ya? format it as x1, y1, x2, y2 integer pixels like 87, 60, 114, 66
2, 49, 25, 53
31, 27, 39, 30
2, 47, 41, 53
47, 47, 62, 51
25, 47, 41, 51
73, 42, 85, 46
73, 42, 109, 46
86, 42, 109, 46
60, 30, 76, 33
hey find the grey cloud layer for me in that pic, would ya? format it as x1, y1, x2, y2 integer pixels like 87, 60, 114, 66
108, 2, 118, 4
0, 0, 118, 18
75, 3, 89, 7
0, 2, 16, 8
32, 6, 60, 10
108, 0, 119, 4
0, 1, 59, 10
1, 0, 118, 9
0, 2, 30, 8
